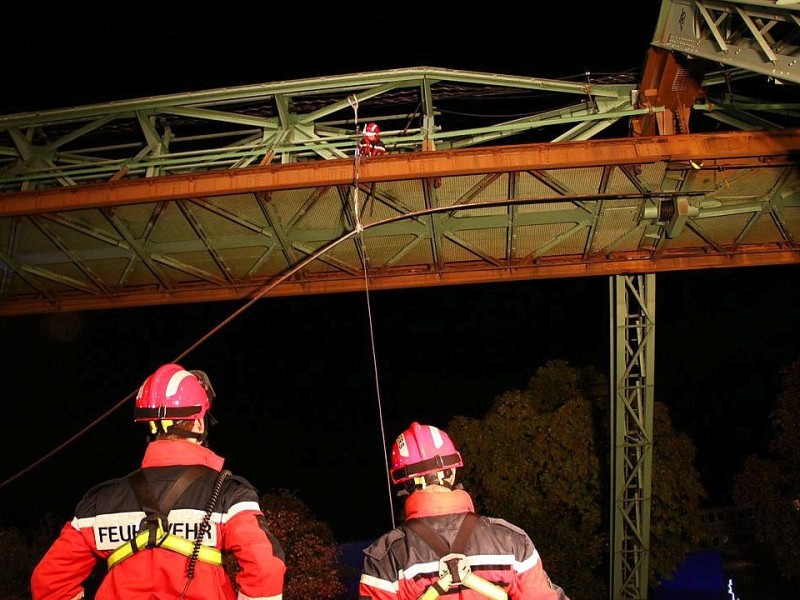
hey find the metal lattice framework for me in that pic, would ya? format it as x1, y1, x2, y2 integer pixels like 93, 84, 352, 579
1, 128, 798, 318
0, 67, 645, 193
611, 274, 656, 600
653, 0, 800, 85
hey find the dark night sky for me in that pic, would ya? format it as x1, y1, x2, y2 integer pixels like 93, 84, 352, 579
3, 2, 800, 544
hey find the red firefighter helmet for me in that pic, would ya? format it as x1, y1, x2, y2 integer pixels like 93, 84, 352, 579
134, 363, 213, 422
390, 422, 463, 485
364, 121, 380, 139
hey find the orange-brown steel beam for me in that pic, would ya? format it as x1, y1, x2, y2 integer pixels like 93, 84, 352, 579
2, 248, 798, 316
632, 47, 708, 136
2, 128, 800, 217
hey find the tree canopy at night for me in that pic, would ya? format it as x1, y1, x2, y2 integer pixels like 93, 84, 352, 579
448, 359, 706, 600
258, 490, 349, 600
733, 357, 800, 584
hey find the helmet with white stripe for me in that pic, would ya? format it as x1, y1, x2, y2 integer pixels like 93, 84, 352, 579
390, 422, 463, 486
134, 363, 213, 422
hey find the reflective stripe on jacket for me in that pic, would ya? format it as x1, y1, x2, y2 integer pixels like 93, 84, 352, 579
358, 488, 569, 600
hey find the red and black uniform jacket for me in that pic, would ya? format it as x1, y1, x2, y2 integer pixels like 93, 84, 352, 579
31, 440, 286, 600
358, 137, 387, 157
358, 488, 568, 600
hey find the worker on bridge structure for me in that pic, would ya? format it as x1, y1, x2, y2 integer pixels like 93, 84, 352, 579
358, 121, 387, 157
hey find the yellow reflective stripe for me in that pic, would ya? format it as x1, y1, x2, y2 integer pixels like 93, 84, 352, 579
462, 572, 508, 600
419, 572, 452, 600
107, 530, 153, 568
106, 530, 222, 569
419, 587, 441, 600
160, 533, 222, 565
417, 571, 507, 600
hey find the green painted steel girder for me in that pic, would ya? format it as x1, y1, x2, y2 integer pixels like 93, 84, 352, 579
0, 67, 641, 193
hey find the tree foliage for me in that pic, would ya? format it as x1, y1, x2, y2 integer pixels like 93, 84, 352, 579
649, 402, 707, 582
1, 514, 62, 600
2, 526, 43, 600
256, 489, 349, 600
733, 357, 800, 583
448, 359, 706, 600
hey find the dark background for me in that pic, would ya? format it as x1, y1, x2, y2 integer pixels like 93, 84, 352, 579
3, 2, 800, 544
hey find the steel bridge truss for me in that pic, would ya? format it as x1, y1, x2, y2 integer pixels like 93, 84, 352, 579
653, 0, 800, 86
0, 67, 649, 193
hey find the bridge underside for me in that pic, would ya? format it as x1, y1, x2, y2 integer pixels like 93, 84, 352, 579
1, 127, 799, 317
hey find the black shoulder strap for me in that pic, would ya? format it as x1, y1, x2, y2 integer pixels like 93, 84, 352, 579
161, 466, 207, 513
405, 512, 481, 556
405, 518, 450, 556
129, 465, 208, 517
451, 512, 480, 554
129, 470, 161, 516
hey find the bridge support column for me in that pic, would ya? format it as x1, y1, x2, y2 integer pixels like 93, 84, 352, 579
609, 273, 655, 600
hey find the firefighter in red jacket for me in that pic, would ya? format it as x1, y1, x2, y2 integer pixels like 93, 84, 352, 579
358, 122, 387, 157
31, 363, 286, 600
359, 422, 569, 600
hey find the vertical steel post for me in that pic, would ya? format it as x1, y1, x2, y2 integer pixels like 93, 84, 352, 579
609, 274, 656, 600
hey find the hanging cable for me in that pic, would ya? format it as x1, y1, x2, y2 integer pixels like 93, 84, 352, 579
349, 95, 395, 528
356, 230, 394, 529
349, 94, 364, 232
348, 94, 359, 125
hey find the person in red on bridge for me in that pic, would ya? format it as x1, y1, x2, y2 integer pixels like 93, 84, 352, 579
31, 363, 286, 600
359, 422, 569, 600
358, 121, 387, 157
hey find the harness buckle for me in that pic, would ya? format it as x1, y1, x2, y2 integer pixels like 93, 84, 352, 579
438, 552, 471, 585
139, 514, 169, 547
